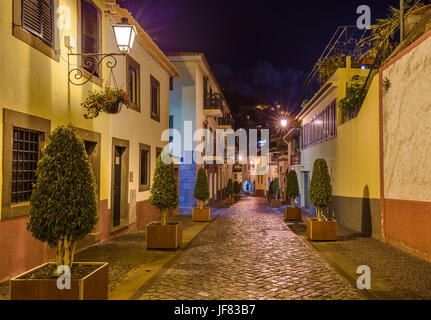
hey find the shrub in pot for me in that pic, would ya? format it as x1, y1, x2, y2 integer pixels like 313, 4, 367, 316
233, 181, 241, 202
193, 168, 210, 222
147, 154, 181, 249
269, 178, 281, 208
225, 179, 234, 204
307, 158, 337, 241
11, 124, 107, 300
285, 170, 302, 221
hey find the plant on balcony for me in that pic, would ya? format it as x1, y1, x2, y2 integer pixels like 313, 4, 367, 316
315, 53, 346, 85
194, 168, 210, 210
150, 155, 179, 226
309, 159, 332, 221
286, 170, 299, 208
82, 87, 130, 119
338, 75, 366, 119
27, 124, 98, 274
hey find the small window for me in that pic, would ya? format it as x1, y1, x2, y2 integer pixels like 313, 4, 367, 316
127, 56, 140, 111
139, 144, 151, 192
156, 147, 162, 160
150, 75, 160, 122
12, 128, 40, 204
22, 0, 54, 47
81, 0, 99, 76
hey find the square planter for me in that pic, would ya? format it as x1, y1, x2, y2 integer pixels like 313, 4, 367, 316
285, 207, 302, 221
225, 197, 234, 205
193, 208, 211, 222
11, 262, 108, 300
306, 218, 337, 241
146, 221, 182, 249
271, 199, 282, 208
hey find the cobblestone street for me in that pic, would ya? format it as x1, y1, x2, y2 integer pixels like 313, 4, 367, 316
137, 197, 365, 300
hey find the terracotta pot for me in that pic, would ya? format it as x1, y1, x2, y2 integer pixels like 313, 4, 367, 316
193, 208, 211, 222
271, 199, 282, 208
225, 197, 234, 205
11, 262, 108, 300
285, 207, 302, 221
146, 221, 182, 249
306, 218, 337, 241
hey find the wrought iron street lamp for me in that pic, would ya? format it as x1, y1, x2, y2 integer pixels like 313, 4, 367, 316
68, 18, 136, 86
112, 18, 137, 54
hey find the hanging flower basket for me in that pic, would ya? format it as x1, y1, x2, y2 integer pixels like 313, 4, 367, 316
82, 87, 130, 119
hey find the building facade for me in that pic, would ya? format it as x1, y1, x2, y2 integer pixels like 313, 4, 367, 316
0, 0, 178, 282
168, 53, 233, 208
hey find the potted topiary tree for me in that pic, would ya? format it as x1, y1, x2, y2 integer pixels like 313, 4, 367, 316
307, 158, 337, 241
270, 178, 281, 208
147, 154, 181, 249
285, 170, 302, 221
193, 168, 210, 222
11, 124, 107, 300
233, 181, 241, 202
225, 179, 234, 205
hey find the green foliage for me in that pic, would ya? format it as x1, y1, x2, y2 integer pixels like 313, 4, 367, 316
27, 124, 98, 269
234, 181, 241, 194
150, 154, 179, 225
309, 159, 332, 221
338, 75, 366, 119
82, 87, 130, 119
269, 178, 280, 197
286, 170, 299, 208
360, 0, 424, 62
315, 53, 346, 85
194, 168, 209, 209
226, 179, 234, 197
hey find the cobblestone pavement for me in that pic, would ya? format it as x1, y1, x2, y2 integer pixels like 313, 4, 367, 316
137, 197, 365, 300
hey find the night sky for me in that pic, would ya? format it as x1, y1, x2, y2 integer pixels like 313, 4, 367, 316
120, 0, 401, 114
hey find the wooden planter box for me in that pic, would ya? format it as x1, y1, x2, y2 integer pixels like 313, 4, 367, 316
271, 199, 282, 208
11, 262, 108, 300
285, 207, 302, 221
306, 218, 337, 241
146, 221, 182, 249
193, 208, 210, 222
234, 195, 240, 202
225, 197, 234, 205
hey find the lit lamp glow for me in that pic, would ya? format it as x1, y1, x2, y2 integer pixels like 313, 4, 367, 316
112, 18, 137, 54
280, 119, 288, 128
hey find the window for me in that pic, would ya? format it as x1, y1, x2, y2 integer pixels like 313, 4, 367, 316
156, 147, 162, 160
301, 99, 337, 150
169, 115, 173, 142
126, 56, 140, 111
139, 144, 151, 192
22, 0, 54, 46
12, 0, 59, 60
2, 109, 50, 220
150, 75, 160, 122
12, 128, 40, 204
81, 0, 99, 76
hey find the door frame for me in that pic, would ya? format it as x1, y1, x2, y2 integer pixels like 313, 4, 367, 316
110, 137, 130, 233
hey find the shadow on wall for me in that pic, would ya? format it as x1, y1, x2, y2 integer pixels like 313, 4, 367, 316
361, 185, 372, 237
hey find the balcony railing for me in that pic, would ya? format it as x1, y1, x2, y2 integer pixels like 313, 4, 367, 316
291, 152, 301, 166
204, 92, 223, 110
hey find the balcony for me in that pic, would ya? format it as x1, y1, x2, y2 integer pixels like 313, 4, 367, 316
290, 152, 301, 166
218, 114, 234, 129
204, 92, 223, 117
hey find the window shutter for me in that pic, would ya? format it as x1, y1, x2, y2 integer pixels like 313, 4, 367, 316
22, 0, 54, 46
81, 1, 99, 75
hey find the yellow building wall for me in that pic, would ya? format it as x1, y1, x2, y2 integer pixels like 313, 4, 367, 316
333, 75, 381, 199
